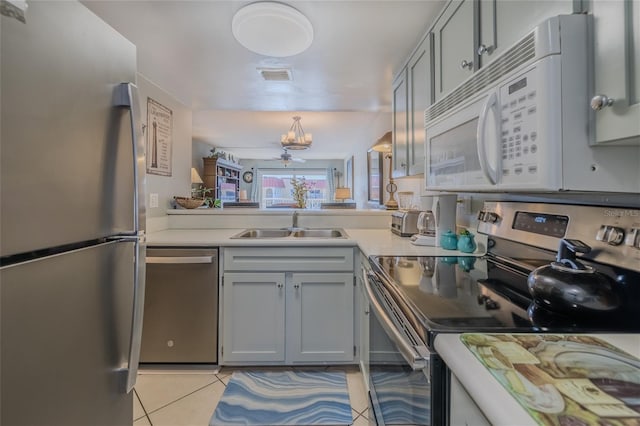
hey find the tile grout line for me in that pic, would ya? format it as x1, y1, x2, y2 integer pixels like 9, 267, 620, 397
134, 388, 153, 426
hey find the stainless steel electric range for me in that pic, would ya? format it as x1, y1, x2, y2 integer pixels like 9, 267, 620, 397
361, 201, 640, 426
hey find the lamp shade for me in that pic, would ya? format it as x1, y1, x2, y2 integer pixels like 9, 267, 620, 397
191, 168, 204, 184
334, 187, 351, 201
371, 131, 392, 153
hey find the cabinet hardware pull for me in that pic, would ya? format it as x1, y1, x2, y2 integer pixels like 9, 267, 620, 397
460, 59, 473, 70
477, 44, 493, 56
590, 95, 614, 111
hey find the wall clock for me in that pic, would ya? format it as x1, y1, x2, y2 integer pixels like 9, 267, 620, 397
242, 170, 254, 183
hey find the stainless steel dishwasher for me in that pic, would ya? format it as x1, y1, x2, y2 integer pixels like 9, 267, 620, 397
140, 247, 218, 363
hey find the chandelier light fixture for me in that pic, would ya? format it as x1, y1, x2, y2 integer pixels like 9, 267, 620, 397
281, 116, 312, 150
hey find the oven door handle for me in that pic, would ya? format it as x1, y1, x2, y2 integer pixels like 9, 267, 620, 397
362, 267, 430, 371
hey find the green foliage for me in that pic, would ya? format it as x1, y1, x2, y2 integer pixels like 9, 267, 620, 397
290, 177, 312, 209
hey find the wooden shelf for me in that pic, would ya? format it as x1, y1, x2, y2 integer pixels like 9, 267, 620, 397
203, 157, 243, 202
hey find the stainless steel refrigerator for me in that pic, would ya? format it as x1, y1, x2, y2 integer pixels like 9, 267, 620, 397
1, 2, 145, 425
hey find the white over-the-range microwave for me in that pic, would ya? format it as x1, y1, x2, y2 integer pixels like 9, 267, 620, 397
424, 14, 640, 193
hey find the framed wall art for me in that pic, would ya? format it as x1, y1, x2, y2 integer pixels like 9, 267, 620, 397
146, 97, 173, 176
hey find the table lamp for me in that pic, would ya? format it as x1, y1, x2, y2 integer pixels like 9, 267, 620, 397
334, 187, 351, 202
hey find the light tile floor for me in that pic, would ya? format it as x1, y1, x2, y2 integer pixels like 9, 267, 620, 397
134, 365, 371, 426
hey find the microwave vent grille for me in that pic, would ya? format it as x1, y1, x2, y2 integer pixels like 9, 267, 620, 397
425, 31, 536, 124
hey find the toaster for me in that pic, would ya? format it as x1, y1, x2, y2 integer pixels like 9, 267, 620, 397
390, 210, 421, 237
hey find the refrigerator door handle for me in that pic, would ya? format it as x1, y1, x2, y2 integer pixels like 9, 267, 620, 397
114, 82, 146, 235
114, 82, 147, 393
126, 237, 146, 393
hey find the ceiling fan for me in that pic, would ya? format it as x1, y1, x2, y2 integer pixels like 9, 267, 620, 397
272, 148, 306, 166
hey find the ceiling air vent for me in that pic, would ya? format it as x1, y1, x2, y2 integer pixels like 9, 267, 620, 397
257, 68, 293, 81
425, 31, 536, 124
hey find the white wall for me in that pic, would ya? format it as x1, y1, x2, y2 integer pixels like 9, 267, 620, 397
138, 74, 192, 219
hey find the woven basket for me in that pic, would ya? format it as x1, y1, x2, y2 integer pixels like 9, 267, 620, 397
175, 197, 205, 209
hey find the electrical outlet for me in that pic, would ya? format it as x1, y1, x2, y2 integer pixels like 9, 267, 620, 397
149, 193, 159, 208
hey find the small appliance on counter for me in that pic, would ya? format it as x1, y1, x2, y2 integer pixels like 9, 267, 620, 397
411, 211, 436, 246
432, 194, 457, 247
390, 210, 421, 236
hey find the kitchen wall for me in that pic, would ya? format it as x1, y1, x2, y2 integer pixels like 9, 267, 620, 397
138, 74, 192, 220
347, 111, 426, 211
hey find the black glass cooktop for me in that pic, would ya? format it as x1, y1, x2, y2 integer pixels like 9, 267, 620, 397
368, 255, 640, 337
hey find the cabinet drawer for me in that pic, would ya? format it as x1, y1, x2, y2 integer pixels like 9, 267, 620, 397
224, 247, 354, 271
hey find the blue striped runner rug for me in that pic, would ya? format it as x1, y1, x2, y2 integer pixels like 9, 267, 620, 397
210, 370, 353, 426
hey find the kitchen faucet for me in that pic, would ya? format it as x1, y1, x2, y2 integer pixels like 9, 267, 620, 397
292, 211, 298, 229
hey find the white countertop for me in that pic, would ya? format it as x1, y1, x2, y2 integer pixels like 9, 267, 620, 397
435, 333, 640, 425
146, 228, 486, 257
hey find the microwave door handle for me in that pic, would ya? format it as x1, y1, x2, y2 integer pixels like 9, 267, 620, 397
477, 92, 500, 185
361, 267, 429, 371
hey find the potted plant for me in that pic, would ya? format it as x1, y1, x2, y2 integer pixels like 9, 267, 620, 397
290, 177, 312, 209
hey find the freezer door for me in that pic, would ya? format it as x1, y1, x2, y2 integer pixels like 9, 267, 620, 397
1, 241, 135, 426
1, 2, 139, 257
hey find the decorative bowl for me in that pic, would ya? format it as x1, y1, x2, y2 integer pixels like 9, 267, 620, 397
174, 197, 205, 209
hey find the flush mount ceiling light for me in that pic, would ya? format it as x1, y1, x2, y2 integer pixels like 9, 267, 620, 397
232, 2, 314, 57
281, 116, 312, 150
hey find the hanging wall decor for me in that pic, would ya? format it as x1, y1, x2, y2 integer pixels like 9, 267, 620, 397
146, 97, 173, 176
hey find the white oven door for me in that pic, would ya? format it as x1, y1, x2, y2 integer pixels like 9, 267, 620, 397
362, 267, 432, 425
425, 91, 501, 191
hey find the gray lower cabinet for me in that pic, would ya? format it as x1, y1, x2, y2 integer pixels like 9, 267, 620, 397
221, 272, 286, 363
221, 247, 355, 365
287, 272, 354, 363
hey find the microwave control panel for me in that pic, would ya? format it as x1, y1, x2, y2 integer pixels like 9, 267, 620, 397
499, 68, 539, 181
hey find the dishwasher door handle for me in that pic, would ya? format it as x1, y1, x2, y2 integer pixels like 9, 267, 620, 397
146, 256, 214, 264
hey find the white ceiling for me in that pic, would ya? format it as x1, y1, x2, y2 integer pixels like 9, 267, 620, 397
84, 0, 446, 159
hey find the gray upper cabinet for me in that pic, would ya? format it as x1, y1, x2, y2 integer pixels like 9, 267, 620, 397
433, 0, 475, 101
590, 0, 640, 145
392, 33, 434, 178
392, 70, 409, 178
478, 0, 575, 67
408, 34, 433, 175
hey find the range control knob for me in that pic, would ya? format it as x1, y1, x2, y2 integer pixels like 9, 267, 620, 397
625, 228, 640, 249
485, 212, 500, 223
596, 225, 625, 246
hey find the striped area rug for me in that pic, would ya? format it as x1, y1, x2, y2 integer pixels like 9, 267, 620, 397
210, 371, 353, 426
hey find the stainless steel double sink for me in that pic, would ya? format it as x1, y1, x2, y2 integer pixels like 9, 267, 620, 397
231, 228, 347, 239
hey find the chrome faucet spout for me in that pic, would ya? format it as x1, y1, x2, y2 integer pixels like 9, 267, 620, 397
292, 211, 298, 229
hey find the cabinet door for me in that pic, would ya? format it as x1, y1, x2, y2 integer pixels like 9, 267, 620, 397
287, 273, 354, 363
222, 272, 285, 362
478, 0, 574, 67
433, 0, 475, 101
392, 69, 409, 178
408, 34, 433, 176
591, 0, 640, 145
